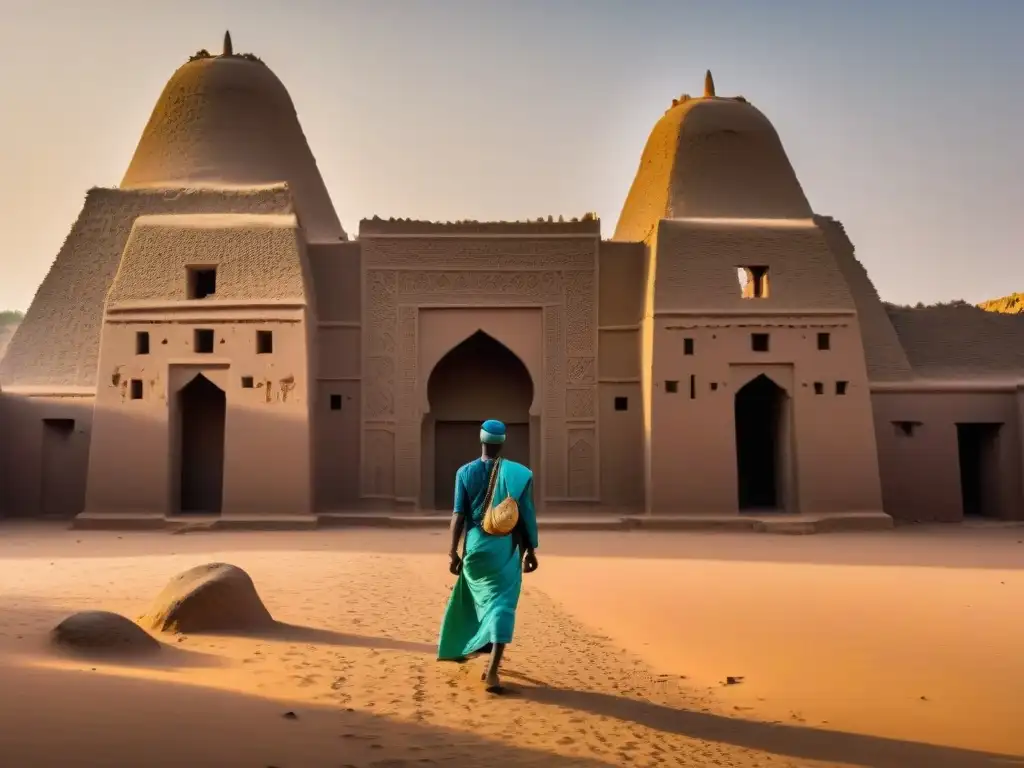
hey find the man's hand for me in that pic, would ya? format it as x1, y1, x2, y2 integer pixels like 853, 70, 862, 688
449, 551, 463, 576
523, 550, 538, 574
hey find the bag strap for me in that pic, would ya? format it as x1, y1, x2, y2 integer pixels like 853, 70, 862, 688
482, 457, 502, 512
463, 457, 502, 557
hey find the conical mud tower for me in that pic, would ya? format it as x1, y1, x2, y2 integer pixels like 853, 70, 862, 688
121, 34, 345, 242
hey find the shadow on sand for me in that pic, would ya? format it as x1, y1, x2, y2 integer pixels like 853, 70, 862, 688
503, 672, 1021, 768
0, 661, 608, 768
218, 620, 438, 655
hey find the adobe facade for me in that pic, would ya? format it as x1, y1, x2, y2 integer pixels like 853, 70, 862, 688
2, 40, 1023, 525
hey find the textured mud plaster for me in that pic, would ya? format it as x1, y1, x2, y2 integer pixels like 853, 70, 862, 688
121, 55, 345, 243
614, 96, 812, 243
886, 304, 1024, 380
108, 214, 306, 304
0, 186, 294, 388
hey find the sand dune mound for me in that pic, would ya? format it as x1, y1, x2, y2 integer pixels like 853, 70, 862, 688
139, 563, 274, 634
51, 610, 161, 656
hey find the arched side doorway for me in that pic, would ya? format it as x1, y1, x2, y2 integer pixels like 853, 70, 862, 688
177, 374, 226, 514
734, 373, 790, 512
424, 331, 534, 510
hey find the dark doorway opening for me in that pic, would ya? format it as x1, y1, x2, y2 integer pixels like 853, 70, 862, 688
177, 374, 226, 514
956, 423, 1002, 518
40, 418, 77, 518
426, 331, 533, 509
735, 374, 787, 511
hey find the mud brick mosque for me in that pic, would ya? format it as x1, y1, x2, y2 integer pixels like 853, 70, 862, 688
2, 35, 1023, 527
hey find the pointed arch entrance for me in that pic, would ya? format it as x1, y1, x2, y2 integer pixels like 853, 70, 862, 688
176, 373, 226, 514
734, 373, 790, 511
422, 331, 534, 509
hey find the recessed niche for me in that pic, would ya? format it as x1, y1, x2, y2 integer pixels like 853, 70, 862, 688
187, 266, 217, 299
751, 333, 770, 352
330, 394, 343, 411
813, 382, 824, 395
614, 396, 628, 412
836, 381, 848, 395
683, 338, 694, 355
256, 330, 274, 355
241, 376, 254, 389
665, 380, 679, 394
194, 329, 214, 353
129, 379, 143, 400
135, 331, 150, 355
817, 332, 831, 350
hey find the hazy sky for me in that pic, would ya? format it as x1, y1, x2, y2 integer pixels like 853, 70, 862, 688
0, 0, 1021, 311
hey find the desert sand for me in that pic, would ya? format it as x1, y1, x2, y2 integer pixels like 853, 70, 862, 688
0, 523, 1021, 767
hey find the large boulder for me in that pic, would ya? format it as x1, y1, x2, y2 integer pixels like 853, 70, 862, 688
51, 610, 161, 656
139, 563, 274, 634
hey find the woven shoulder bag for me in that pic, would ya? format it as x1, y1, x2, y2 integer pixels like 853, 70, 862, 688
481, 458, 520, 537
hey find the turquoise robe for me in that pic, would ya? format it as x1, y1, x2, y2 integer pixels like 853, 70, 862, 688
437, 457, 539, 660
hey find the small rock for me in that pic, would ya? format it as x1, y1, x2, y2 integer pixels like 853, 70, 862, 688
51, 610, 161, 657
725, 676, 744, 685
282, 711, 298, 720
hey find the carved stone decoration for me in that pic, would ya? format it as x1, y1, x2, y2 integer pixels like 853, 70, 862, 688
566, 388, 596, 419
362, 241, 598, 502
365, 238, 595, 271
564, 270, 596, 356
566, 357, 596, 385
568, 428, 597, 499
398, 271, 562, 302
544, 305, 566, 498
394, 305, 419, 499
363, 357, 395, 417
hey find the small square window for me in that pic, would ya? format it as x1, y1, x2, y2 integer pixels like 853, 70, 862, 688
194, 328, 214, 353
665, 380, 679, 393
187, 267, 217, 299
614, 396, 628, 411
817, 332, 831, 350
709, 382, 718, 391
135, 331, 150, 355
256, 330, 274, 355
689, 375, 696, 399
241, 376, 254, 389
683, 338, 694, 355
893, 420, 920, 437
129, 379, 143, 400
836, 380, 848, 395
751, 333, 770, 352
330, 394, 343, 411
813, 382, 824, 395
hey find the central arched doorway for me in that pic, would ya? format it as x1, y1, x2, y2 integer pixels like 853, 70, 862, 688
734, 374, 788, 511
177, 374, 226, 514
425, 331, 534, 510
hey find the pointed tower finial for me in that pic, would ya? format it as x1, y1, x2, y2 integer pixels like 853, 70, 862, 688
704, 70, 716, 98
223, 30, 233, 56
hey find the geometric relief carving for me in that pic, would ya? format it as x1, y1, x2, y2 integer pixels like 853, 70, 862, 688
397, 271, 563, 302
568, 428, 596, 499
363, 357, 395, 417
366, 270, 398, 356
544, 305, 566, 498
566, 387, 596, 419
566, 356, 596, 385
366, 238, 595, 270
394, 306, 419, 499
564, 270, 596, 356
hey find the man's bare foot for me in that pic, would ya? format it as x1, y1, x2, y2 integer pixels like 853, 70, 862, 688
484, 670, 502, 693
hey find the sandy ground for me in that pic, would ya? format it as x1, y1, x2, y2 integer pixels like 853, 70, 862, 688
0, 524, 1022, 768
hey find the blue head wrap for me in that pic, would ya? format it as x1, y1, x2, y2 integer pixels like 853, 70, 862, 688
480, 419, 507, 445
